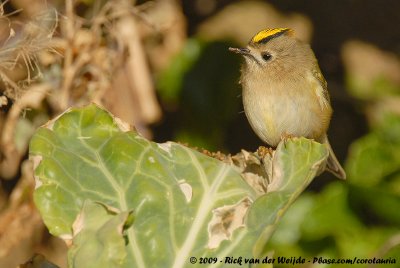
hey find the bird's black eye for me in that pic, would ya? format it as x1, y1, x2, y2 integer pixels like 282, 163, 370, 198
261, 52, 272, 61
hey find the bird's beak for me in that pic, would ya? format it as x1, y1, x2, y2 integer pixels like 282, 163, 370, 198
229, 47, 250, 55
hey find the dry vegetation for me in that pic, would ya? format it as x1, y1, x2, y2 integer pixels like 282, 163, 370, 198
0, 0, 185, 266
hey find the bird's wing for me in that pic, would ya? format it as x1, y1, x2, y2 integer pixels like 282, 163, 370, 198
311, 66, 331, 110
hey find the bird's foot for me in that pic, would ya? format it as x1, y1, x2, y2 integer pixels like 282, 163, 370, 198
257, 145, 273, 158
281, 133, 295, 147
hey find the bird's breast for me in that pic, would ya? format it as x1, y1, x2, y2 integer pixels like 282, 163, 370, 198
242, 78, 331, 146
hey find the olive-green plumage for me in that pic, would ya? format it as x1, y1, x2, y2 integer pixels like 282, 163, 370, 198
230, 28, 346, 179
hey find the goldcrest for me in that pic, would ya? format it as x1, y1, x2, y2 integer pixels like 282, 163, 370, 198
229, 28, 346, 179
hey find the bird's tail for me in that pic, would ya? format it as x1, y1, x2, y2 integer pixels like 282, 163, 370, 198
321, 135, 346, 180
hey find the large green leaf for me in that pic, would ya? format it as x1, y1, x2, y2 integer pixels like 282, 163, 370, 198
68, 201, 131, 267
29, 104, 329, 268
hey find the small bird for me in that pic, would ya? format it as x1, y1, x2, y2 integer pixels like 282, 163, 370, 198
229, 28, 346, 179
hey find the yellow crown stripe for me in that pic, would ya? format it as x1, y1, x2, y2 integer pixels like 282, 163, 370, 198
252, 28, 292, 43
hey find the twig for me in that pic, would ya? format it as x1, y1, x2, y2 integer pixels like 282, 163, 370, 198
1, 84, 51, 179
115, 0, 161, 123
59, 0, 75, 110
